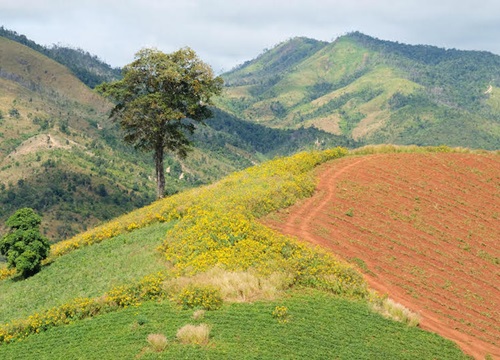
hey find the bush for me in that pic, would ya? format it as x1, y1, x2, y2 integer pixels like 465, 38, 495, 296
176, 285, 223, 310
8, 108, 20, 118
0, 208, 50, 278
369, 291, 420, 327
272, 306, 291, 323
165, 267, 289, 303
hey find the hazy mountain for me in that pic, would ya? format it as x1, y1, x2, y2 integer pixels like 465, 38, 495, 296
0, 26, 121, 88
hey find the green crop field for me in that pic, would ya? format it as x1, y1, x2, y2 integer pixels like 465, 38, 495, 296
0, 291, 467, 360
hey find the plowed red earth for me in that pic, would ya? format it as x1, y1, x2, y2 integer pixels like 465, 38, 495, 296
263, 153, 500, 359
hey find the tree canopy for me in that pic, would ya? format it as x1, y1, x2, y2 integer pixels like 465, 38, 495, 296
0, 208, 50, 278
96, 47, 223, 198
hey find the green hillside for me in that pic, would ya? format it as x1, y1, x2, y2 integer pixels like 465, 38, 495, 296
0, 148, 468, 359
217, 32, 500, 150
0, 33, 352, 241
0, 35, 159, 239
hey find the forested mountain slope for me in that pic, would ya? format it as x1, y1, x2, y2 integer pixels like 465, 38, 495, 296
217, 32, 500, 150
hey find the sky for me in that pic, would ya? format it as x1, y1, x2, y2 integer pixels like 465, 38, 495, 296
1, 0, 500, 73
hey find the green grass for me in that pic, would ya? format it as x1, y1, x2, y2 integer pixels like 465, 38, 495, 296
0, 290, 468, 360
0, 222, 173, 323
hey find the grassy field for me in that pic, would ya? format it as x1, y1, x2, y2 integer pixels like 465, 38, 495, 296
0, 291, 468, 360
0, 222, 172, 323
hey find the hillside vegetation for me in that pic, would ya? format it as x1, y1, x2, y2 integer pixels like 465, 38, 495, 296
218, 32, 500, 150
0, 147, 468, 359
0, 35, 156, 239
0, 32, 351, 240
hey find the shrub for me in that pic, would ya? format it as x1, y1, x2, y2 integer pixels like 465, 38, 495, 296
164, 267, 289, 304
0, 267, 16, 281
176, 285, 223, 311
8, 108, 20, 118
272, 306, 291, 323
0, 208, 50, 278
369, 291, 420, 327
176, 324, 211, 345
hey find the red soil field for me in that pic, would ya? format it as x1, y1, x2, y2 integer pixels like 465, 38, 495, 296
264, 152, 500, 359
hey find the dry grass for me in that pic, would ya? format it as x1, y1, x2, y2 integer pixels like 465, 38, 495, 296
369, 291, 420, 327
176, 324, 211, 345
164, 267, 290, 303
350, 144, 496, 155
192, 309, 205, 320
146, 333, 168, 352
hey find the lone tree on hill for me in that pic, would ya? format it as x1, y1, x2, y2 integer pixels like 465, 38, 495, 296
0, 208, 50, 278
96, 47, 223, 198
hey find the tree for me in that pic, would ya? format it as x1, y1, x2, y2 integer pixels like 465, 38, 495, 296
0, 208, 50, 278
96, 47, 223, 198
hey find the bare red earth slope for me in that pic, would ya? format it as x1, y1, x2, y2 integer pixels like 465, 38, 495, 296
264, 152, 500, 359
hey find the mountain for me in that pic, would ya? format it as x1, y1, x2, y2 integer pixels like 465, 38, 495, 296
0, 31, 350, 240
0, 35, 156, 239
0, 26, 121, 88
217, 32, 500, 150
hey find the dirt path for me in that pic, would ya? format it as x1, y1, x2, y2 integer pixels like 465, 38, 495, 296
263, 153, 500, 359
279, 157, 372, 245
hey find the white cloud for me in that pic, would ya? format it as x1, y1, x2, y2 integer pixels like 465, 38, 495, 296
1, 0, 500, 72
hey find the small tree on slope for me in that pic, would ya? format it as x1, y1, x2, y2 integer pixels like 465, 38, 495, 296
0, 208, 50, 278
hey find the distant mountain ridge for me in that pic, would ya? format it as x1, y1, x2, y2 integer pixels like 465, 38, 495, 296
223, 37, 328, 86
217, 32, 500, 150
0, 26, 121, 88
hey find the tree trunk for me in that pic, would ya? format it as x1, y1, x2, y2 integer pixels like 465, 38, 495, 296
154, 145, 165, 199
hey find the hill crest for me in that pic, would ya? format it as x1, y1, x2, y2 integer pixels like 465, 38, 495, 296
0, 26, 121, 88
